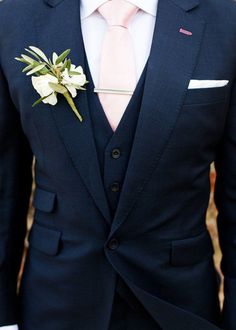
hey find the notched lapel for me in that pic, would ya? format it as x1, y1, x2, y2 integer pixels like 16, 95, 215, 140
35, 0, 112, 224
110, 0, 206, 234
170, 0, 200, 12
43, 0, 65, 8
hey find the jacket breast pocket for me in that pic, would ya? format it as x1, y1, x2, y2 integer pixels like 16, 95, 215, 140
183, 86, 228, 106
170, 231, 214, 267
32, 187, 57, 213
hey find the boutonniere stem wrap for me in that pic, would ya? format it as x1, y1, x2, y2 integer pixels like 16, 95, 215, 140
15, 46, 88, 122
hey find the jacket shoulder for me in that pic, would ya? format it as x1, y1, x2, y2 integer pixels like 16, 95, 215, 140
0, 0, 42, 50
0, 0, 40, 16
0, 0, 42, 34
0, 0, 41, 9
200, 0, 236, 26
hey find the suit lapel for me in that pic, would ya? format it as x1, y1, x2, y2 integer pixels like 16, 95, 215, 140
110, 0, 206, 234
35, 0, 112, 224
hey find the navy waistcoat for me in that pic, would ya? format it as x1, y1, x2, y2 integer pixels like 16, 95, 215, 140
85, 59, 148, 312
86, 62, 148, 218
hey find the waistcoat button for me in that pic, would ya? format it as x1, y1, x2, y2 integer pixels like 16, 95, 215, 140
110, 182, 120, 192
111, 148, 121, 159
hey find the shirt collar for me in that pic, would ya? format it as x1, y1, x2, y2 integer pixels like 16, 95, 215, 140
80, 0, 158, 20
126, 0, 158, 16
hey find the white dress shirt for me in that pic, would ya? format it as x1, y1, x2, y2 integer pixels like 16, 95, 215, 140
2, 1, 157, 329
81, 0, 158, 87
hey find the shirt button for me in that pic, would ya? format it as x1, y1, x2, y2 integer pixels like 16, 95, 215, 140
108, 238, 119, 250
111, 148, 121, 159
110, 182, 120, 192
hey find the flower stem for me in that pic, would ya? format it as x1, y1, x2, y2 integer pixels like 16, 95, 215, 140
63, 91, 83, 122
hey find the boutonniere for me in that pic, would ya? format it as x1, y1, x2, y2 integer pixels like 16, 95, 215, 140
15, 46, 88, 122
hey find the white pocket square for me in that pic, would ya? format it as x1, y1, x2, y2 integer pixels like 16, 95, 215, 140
188, 80, 229, 89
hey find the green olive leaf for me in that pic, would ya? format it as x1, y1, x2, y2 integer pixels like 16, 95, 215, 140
55, 49, 71, 65
26, 63, 46, 76
32, 92, 54, 107
29, 46, 49, 63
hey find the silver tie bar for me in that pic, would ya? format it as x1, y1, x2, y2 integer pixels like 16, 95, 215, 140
94, 88, 134, 96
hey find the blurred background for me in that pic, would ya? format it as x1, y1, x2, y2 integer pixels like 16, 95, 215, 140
21, 163, 224, 307
207, 165, 223, 307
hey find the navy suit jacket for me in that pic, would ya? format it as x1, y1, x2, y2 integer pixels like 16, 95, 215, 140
0, 0, 236, 329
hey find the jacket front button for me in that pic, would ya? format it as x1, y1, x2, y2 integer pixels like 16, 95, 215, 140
108, 238, 119, 250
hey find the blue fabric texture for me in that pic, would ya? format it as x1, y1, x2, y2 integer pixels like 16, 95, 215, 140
0, 0, 236, 329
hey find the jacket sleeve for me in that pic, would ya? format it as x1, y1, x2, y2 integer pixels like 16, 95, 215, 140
214, 80, 236, 330
0, 65, 33, 325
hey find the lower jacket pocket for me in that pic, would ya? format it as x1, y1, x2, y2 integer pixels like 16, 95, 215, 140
170, 231, 214, 266
29, 222, 62, 256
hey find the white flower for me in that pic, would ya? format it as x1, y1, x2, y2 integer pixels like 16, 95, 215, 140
31, 74, 59, 105
61, 65, 87, 98
16, 46, 87, 122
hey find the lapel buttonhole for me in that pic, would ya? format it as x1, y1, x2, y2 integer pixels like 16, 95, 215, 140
179, 28, 193, 36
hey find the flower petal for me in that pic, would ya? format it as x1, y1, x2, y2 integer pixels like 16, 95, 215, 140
42, 93, 58, 105
31, 74, 58, 99
66, 85, 77, 98
71, 74, 87, 87
75, 66, 84, 74
70, 64, 76, 71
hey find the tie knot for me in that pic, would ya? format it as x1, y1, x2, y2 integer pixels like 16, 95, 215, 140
98, 0, 139, 28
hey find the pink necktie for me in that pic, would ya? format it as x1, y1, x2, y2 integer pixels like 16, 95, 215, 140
97, 0, 139, 131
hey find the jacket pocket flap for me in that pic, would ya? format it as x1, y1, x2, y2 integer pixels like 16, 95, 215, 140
29, 223, 61, 256
171, 231, 214, 266
33, 187, 56, 213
